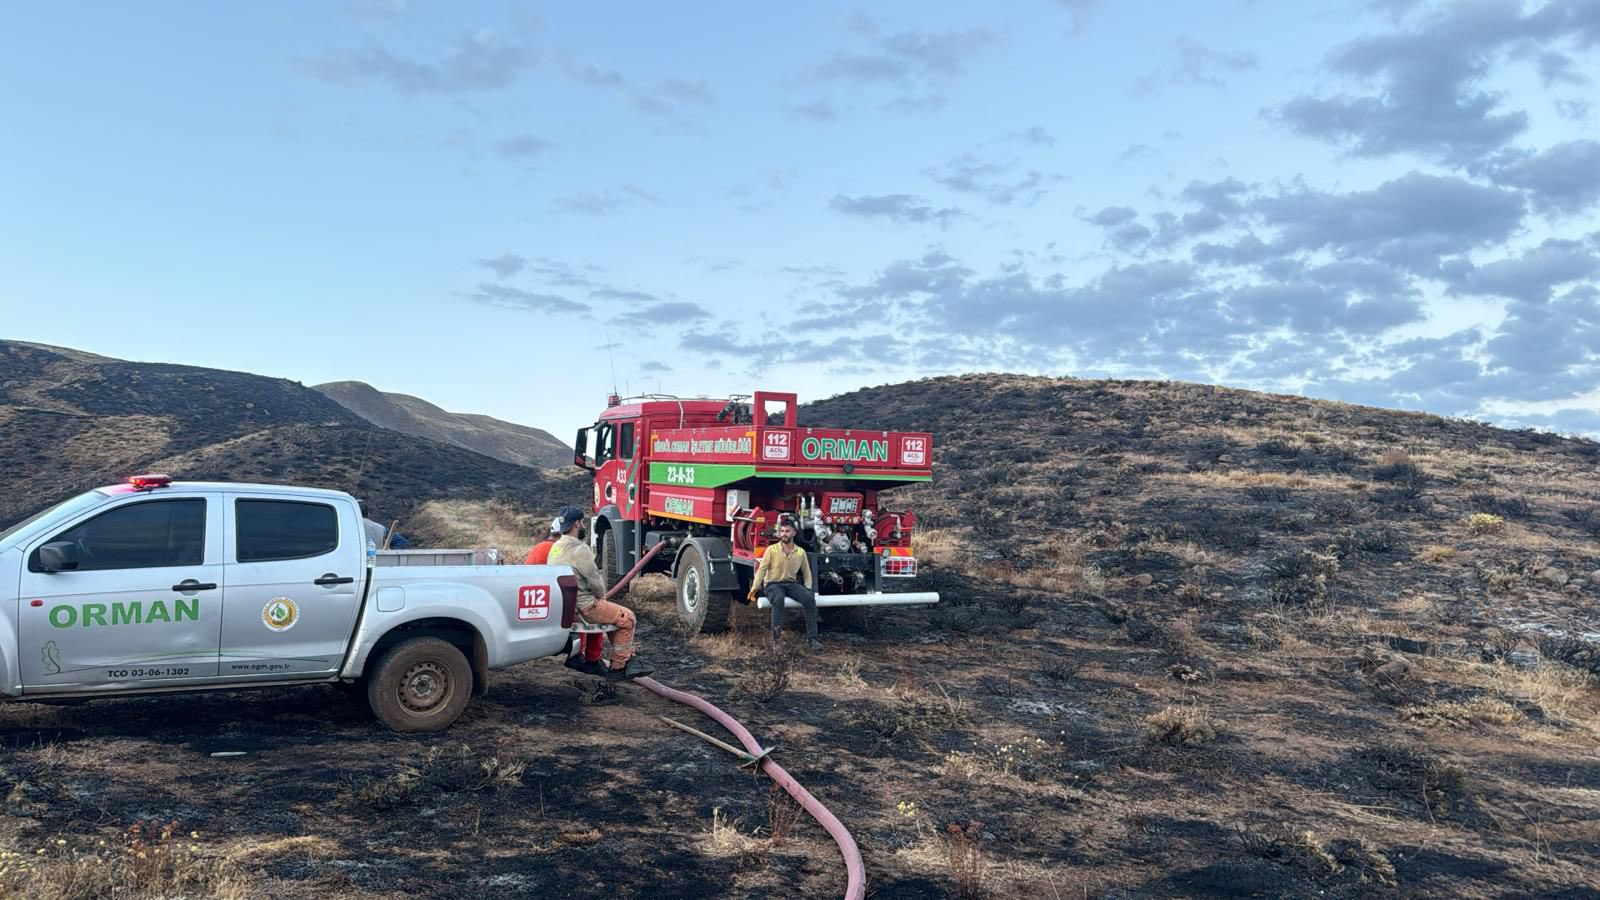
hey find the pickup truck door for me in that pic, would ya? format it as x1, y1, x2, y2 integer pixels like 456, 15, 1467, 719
16, 493, 224, 692
219, 495, 364, 678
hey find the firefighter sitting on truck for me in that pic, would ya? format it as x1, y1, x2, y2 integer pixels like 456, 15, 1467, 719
549, 506, 654, 680
749, 517, 822, 651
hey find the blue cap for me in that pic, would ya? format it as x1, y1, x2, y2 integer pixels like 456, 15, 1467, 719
558, 505, 586, 530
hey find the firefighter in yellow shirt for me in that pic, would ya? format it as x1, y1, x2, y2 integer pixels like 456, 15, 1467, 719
749, 518, 821, 650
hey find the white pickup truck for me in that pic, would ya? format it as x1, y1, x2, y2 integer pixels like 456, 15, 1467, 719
0, 475, 578, 732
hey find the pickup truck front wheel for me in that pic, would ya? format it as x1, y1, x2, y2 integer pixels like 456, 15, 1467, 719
367, 637, 473, 733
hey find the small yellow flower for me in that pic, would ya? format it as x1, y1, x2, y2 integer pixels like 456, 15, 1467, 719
190, 831, 199, 839
55, 839, 66, 846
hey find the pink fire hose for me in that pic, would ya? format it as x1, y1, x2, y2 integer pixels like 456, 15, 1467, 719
634, 675, 866, 900
594, 537, 866, 900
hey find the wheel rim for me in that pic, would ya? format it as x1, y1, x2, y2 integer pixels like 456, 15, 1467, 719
399, 660, 452, 713
682, 566, 702, 614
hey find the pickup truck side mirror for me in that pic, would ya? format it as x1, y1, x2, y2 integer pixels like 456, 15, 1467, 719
36, 541, 80, 574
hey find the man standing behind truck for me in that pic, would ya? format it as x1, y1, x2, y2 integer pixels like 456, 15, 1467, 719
525, 517, 561, 564
749, 518, 822, 651
549, 506, 653, 680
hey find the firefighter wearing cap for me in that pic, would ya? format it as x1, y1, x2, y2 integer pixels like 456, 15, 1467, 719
549, 506, 653, 680
524, 517, 562, 565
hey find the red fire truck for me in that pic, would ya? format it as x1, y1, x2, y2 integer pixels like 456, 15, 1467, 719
573, 390, 940, 633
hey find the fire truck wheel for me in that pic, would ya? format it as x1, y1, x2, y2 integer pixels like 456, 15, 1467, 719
676, 544, 732, 634
601, 530, 628, 597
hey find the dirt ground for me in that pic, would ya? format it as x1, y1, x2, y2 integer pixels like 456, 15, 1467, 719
1, 565, 1596, 899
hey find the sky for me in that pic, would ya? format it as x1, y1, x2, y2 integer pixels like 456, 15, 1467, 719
3, 1, 1599, 440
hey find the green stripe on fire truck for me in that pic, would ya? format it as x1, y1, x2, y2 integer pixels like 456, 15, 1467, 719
648, 462, 759, 489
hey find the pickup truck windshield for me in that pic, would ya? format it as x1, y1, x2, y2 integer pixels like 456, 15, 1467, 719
0, 491, 106, 545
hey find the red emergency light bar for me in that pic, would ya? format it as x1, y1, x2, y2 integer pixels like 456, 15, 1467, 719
128, 473, 173, 491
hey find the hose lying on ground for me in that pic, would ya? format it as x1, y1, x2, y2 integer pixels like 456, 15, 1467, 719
634, 676, 866, 900
597, 540, 866, 900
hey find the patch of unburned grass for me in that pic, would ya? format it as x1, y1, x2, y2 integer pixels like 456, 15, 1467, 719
1143, 703, 1220, 746
1401, 696, 1523, 728
1415, 544, 1458, 564
1492, 661, 1599, 728
862, 682, 969, 743
0, 821, 250, 900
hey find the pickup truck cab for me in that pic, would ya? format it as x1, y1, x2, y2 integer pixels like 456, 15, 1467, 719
0, 476, 578, 732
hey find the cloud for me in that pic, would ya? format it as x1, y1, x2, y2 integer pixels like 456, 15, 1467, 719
806, 25, 1000, 87
476, 254, 526, 279
1114, 143, 1154, 165
306, 31, 536, 95
786, 99, 840, 122
589, 287, 662, 304
1271, 1, 1600, 163
679, 330, 900, 367
345, 0, 406, 18
495, 134, 551, 159
830, 193, 964, 227
615, 301, 711, 326
556, 56, 714, 123
1472, 140, 1600, 215
640, 361, 672, 373
1136, 37, 1258, 94
1052, 0, 1097, 33
1249, 172, 1526, 271
877, 28, 1001, 77
881, 94, 948, 116
463, 282, 588, 315
927, 153, 1051, 205
525, 257, 603, 288
551, 186, 659, 215
1085, 206, 1138, 227
1019, 125, 1056, 147
1447, 238, 1600, 303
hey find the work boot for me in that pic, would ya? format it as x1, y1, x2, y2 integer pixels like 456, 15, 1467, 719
807, 638, 823, 651
564, 654, 609, 677
607, 657, 655, 680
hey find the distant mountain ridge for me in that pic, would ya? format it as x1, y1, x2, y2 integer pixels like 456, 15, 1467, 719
313, 380, 570, 469
0, 340, 585, 528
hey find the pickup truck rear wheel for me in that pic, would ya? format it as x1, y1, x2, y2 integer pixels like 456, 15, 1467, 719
367, 637, 473, 733
676, 544, 732, 634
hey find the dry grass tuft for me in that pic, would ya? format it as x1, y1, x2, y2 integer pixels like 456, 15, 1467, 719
864, 683, 969, 743
1415, 544, 1458, 564
943, 820, 988, 900
735, 646, 793, 703
0, 821, 250, 900
1463, 512, 1506, 536
1401, 696, 1524, 728
1143, 703, 1220, 746
764, 784, 804, 847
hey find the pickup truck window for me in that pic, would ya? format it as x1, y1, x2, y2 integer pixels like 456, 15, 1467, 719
29, 498, 206, 572
236, 499, 339, 562
0, 491, 104, 544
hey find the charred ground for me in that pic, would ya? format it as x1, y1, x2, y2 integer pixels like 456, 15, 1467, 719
1, 371, 1597, 898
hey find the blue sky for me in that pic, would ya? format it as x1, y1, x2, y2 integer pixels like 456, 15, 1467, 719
4, 1, 1599, 440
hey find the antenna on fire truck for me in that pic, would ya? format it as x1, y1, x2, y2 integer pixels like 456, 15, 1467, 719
605, 333, 621, 407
